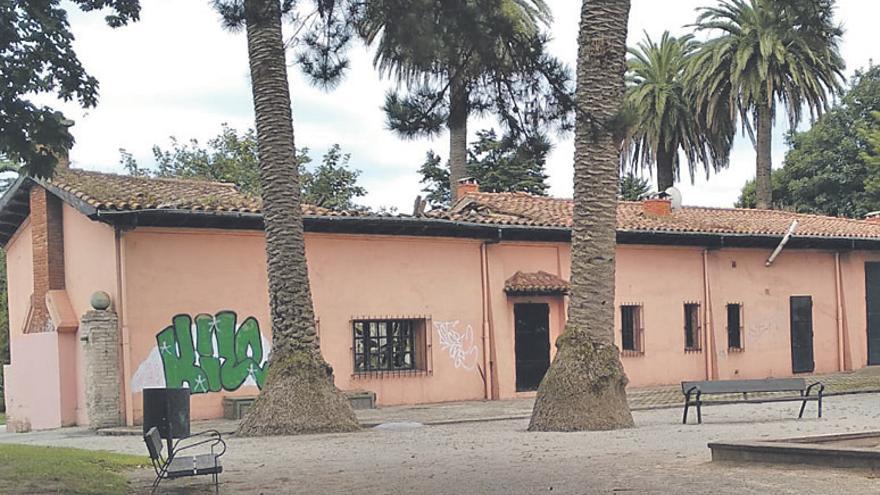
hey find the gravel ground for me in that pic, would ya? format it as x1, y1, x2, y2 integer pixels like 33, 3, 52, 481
3, 394, 880, 494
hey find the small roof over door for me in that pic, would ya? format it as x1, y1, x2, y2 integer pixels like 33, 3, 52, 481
504, 271, 570, 296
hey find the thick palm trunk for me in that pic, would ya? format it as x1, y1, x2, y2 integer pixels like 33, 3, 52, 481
528, 0, 634, 432
754, 103, 773, 209
237, 0, 358, 436
656, 146, 674, 191
448, 74, 468, 199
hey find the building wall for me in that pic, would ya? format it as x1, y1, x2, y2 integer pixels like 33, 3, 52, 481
61, 204, 119, 425
5, 219, 33, 340
122, 228, 272, 421
615, 245, 708, 386
7, 204, 878, 426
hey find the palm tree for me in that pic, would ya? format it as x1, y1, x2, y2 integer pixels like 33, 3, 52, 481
625, 31, 732, 191
216, 0, 358, 436
358, 0, 566, 197
528, 0, 634, 432
688, 0, 844, 209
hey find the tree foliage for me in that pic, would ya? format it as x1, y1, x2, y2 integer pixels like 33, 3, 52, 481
359, 0, 572, 193
121, 125, 366, 209
737, 66, 880, 217
618, 173, 651, 201
418, 129, 550, 207
688, 0, 845, 208
624, 31, 732, 190
0, 0, 140, 177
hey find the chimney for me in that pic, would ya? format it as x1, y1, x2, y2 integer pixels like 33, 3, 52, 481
28, 186, 65, 333
642, 197, 672, 216
456, 177, 479, 200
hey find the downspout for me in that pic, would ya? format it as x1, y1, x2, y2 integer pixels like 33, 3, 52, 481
479, 242, 491, 400
834, 252, 849, 371
701, 249, 711, 380
114, 227, 134, 426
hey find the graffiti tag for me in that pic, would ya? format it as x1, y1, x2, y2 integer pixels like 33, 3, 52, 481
156, 311, 268, 393
435, 320, 479, 371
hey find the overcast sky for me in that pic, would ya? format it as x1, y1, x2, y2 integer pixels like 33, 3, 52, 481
49, 0, 877, 211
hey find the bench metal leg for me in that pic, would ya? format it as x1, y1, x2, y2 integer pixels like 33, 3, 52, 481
818, 396, 822, 418
696, 401, 702, 424
682, 402, 690, 424
798, 399, 807, 419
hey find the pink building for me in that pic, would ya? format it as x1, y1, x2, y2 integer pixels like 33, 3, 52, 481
3, 168, 880, 431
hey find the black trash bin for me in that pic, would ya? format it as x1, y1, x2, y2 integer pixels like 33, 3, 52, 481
143, 388, 191, 452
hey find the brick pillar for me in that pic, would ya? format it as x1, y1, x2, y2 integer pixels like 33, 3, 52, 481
28, 186, 65, 333
81, 308, 122, 428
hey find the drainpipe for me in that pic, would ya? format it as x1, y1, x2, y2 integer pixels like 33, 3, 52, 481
701, 250, 712, 380
479, 242, 491, 400
833, 252, 848, 371
766, 220, 798, 267
114, 227, 134, 426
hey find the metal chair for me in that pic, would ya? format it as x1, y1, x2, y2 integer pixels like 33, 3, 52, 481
143, 426, 226, 494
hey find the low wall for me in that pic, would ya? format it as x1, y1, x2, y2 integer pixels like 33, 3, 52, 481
3, 332, 77, 431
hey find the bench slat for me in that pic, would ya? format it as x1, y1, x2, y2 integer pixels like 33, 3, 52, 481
685, 396, 820, 406
682, 378, 806, 395
166, 454, 222, 478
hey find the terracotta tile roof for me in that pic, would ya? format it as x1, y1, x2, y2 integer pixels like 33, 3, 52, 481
428, 191, 880, 240
44, 168, 342, 216
29, 169, 880, 241
504, 271, 570, 295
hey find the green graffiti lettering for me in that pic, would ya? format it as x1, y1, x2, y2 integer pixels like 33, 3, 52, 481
156, 311, 269, 394
157, 315, 210, 393
195, 314, 222, 392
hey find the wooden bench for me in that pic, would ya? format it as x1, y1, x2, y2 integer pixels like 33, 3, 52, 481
681, 378, 824, 424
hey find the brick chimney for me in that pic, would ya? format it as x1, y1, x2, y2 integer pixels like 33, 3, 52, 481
28, 186, 65, 333
456, 177, 479, 200
642, 197, 672, 216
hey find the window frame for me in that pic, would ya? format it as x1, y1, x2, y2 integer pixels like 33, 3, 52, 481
350, 316, 431, 378
683, 302, 702, 353
726, 303, 745, 352
619, 304, 645, 356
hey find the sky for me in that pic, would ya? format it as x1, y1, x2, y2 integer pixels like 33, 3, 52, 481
47, 0, 879, 211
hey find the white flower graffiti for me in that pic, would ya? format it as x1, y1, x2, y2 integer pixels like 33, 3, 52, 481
435, 321, 479, 371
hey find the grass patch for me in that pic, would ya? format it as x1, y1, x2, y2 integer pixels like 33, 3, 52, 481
0, 444, 147, 495
0, 413, 5, 425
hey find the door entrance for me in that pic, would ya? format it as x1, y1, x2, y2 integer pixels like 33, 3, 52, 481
514, 303, 551, 392
866, 262, 880, 365
790, 296, 815, 373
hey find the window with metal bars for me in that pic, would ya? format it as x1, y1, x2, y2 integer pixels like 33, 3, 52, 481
353, 319, 420, 373
727, 303, 744, 351
620, 304, 644, 355
684, 303, 701, 352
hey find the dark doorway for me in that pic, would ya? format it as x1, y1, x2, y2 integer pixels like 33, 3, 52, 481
790, 296, 815, 374
866, 263, 880, 365
514, 303, 551, 392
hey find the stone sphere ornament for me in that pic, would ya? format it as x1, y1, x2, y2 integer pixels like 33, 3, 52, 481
90, 291, 112, 311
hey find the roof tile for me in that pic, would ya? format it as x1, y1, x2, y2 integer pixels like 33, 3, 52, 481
504, 271, 570, 295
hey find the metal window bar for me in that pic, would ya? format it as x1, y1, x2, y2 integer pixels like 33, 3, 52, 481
353, 319, 418, 376
684, 303, 702, 352
727, 303, 745, 352
620, 305, 645, 357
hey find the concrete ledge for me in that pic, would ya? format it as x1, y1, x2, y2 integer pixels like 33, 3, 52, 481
709, 431, 880, 470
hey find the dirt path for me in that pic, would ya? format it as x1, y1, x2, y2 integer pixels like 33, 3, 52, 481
127, 394, 880, 494
4, 394, 879, 494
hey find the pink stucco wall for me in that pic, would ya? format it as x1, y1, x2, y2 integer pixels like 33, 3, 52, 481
5, 219, 32, 339
3, 332, 76, 431
6, 202, 878, 426
121, 228, 272, 421
62, 203, 119, 425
